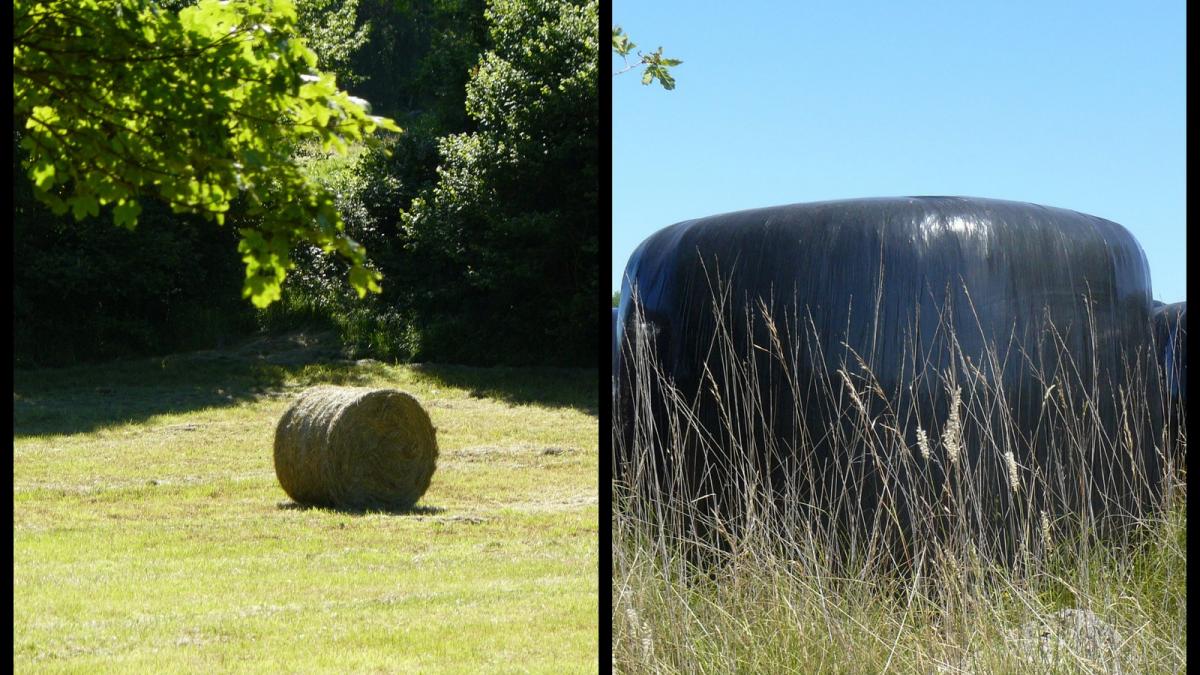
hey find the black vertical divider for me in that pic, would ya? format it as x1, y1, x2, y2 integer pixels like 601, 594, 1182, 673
598, 0, 616, 668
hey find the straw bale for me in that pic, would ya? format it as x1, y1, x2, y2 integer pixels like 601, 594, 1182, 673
274, 387, 438, 509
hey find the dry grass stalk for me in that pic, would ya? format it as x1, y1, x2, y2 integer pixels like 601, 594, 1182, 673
612, 275, 1182, 674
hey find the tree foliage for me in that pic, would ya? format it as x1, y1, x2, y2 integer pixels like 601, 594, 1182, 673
611, 25, 680, 89
13, 0, 399, 307
398, 0, 598, 364
13, 0, 599, 369
150, 0, 373, 84
295, 0, 372, 85
12, 132, 256, 367
338, 0, 488, 126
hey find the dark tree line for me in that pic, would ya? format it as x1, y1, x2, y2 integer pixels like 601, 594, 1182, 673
13, 0, 598, 368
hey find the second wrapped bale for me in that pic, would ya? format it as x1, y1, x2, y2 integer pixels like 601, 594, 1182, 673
274, 387, 438, 509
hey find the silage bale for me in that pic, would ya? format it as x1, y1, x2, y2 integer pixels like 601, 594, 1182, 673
612, 307, 618, 366
614, 196, 1163, 557
1152, 301, 1186, 404
274, 387, 438, 509
1152, 302, 1186, 472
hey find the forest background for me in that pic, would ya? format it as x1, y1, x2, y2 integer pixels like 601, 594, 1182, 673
14, 0, 599, 369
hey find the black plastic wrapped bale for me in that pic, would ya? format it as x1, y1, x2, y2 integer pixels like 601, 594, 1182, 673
1152, 302, 1186, 405
612, 307, 619, 370
614, 197, 1164, 560
1152, 302, 1186, 474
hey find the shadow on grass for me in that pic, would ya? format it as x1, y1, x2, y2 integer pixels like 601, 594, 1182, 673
14, 342, 597, 438
13, 356, 291, 438
407, 363, 598, 416
276, 501, 448, 517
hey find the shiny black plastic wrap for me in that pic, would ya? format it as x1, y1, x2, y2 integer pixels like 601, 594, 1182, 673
611, 308, 618, 367
1153, 302, 1186, 404
614, 197, 1164, 552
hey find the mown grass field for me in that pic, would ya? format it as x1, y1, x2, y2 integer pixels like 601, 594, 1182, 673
14, 336, 599, 673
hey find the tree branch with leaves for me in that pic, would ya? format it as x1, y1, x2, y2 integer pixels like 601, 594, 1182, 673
14, 0, 399, 307
611, 25, 680, 90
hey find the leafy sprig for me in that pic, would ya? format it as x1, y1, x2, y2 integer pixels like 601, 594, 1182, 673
611, 25, 681, 90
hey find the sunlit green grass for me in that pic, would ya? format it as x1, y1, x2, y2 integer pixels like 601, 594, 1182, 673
14, 351, 598, 673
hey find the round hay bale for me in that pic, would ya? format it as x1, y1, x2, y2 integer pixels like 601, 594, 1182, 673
274, 387, 438, 509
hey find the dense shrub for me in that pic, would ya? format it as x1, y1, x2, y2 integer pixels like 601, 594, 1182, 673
270, 0, 598, 367
13, 162, 256, 368
398, 0, 599, 366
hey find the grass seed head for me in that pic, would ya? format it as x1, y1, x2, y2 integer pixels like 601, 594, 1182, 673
839, 368, 867, 416
1004, 450, 1020, 493
943, 385, 963, 466
916, 426, 932, 461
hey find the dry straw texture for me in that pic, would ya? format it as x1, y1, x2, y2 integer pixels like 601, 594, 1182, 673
274, 387, 438, 509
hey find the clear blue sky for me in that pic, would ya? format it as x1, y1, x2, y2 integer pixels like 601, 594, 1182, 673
612, 0, 1186, 302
